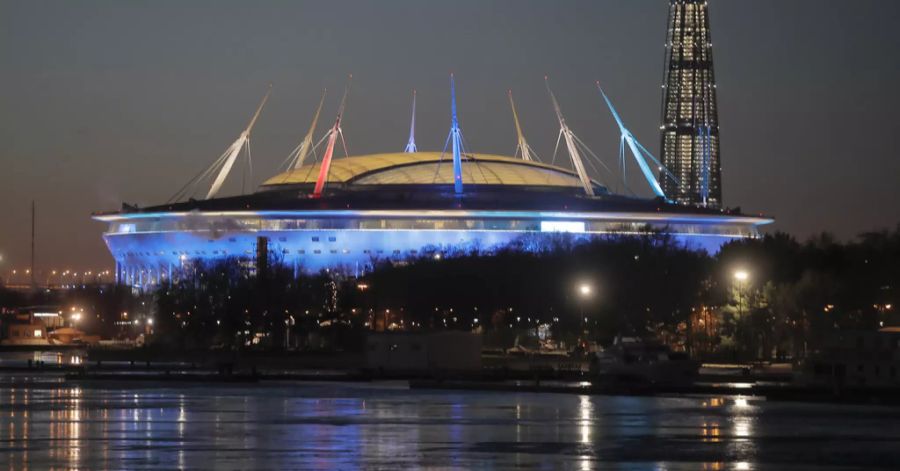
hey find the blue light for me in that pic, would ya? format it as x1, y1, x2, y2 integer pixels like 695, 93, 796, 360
449, 75, 463, 195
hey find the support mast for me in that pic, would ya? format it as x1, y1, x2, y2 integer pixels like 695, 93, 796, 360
545, 78, 594, 197
508, 90, 535, 161
291, 89, 327, 169
206, 86, 271, 199
438, 74, 466, 195
312, 76, 352, 198
597, 84, 670, 199
404, 90, 417, 153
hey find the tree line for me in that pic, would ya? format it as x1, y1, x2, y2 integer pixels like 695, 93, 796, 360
2, 225, 898, 361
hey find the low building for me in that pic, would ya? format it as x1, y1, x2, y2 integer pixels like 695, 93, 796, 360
364, 331, 482, 374
4, 322, 49, 346
0, 306, 97, 347
798, 328, 900, 388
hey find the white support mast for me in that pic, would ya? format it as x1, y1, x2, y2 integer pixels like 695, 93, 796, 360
404, 90, 417, 153
286, 89, 327, 170
545, 78, 594, 197
508, 90, 536, 162
206, 86, 271, 200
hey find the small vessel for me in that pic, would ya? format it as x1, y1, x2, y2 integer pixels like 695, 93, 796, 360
591, 336, 699, 385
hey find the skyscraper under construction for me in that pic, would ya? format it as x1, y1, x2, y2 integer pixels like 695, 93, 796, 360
660, 0, 721, 208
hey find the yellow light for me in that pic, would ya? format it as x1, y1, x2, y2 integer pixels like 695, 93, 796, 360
578, 283, 592, 297
733, 270, 749, 281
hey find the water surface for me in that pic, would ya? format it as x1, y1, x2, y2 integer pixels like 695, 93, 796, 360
0, 377, 897, 470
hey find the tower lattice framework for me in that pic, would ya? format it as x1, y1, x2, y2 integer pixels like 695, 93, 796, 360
660, 0, 721, 208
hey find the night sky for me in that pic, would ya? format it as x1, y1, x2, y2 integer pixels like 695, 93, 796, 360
1, 0, 899, 271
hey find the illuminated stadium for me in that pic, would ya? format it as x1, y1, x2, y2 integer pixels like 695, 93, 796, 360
93, 77, 773, 288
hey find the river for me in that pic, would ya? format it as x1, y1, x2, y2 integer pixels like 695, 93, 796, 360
0, 377, 897, 469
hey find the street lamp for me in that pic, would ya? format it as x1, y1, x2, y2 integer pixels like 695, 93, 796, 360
576, 282, 595, 343
579, 283, 592, 297
733, 270, 750, 319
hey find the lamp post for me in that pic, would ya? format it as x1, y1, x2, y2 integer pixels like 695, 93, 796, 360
576, 282, 594, 353
733, 270, 749, 318
733, 270, 750, 360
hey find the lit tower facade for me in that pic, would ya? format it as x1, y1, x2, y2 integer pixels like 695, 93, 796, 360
660, 0, 721, 208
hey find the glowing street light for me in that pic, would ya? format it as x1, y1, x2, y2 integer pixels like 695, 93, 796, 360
578, 283, 592, 297
576, 282, 595, 334
733, 270, 750, 319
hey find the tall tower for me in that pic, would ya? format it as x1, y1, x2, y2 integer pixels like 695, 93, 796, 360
660, 0, 721, 208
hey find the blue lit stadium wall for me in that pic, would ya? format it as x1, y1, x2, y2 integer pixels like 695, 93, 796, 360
97, 210, 769, 288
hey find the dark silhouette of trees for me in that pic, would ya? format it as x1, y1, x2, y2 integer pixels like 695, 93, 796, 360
4, 225, 897, 361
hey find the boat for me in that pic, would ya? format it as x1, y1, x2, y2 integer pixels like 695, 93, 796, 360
590, 336, 699, 385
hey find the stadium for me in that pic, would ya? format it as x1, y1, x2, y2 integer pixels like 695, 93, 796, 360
92, 78, 773, 288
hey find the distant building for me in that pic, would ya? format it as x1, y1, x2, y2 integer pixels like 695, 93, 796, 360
0, 306, 97, 346
364, 331, 482, 374
660, 0, 722, 208
799, 328, 900, 388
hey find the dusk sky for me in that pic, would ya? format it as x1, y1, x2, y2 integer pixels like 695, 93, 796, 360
1, 0, 899, 271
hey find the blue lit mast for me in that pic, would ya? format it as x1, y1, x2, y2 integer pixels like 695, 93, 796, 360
596, 83, 678, 200
442, 74, 465, 194
545, 78, 595, 197
404, 90, 417, 153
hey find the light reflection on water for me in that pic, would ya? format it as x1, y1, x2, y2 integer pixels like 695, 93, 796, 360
0, 382, 898, 469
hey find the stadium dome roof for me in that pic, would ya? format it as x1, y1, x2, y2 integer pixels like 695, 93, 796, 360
261, 152, 595, 189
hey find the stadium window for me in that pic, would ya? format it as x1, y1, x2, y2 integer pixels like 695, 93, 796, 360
328, 236, 337, 242
298, 250, 305, 254
330, 250, 338, 254
363, 249, 371, 254
342, 249, 350, 254
228, 238, 236, 243
393, 250, 401, 255
313, 250, 322, 254
311, 237, 320, 242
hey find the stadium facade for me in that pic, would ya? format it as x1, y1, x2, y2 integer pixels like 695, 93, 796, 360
94, 151, 771, 288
